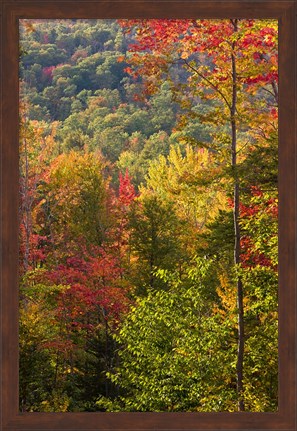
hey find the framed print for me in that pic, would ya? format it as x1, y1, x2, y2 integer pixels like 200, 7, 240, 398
1, 0, 296, 430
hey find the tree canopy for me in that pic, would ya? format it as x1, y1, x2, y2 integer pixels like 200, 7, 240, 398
19, 18, 278, 412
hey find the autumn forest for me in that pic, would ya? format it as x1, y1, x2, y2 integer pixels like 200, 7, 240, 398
19, 19, 278, 412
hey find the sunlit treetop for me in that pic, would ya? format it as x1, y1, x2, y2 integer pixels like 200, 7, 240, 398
118, 19, 278, 98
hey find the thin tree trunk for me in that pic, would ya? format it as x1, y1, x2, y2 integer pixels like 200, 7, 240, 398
271, 80, 278, 104
23, 136, 31, 272
103, 309, 109, 398
230, 18, 245, 412
149, 223, 155, 288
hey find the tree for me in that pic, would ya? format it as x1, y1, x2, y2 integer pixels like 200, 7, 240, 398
19, 114, 58, 273
44, 150, 109, 252
144, 144, 226, 233
100, 259, 238, 412
19, 18, 278, 412
128, 191, 184, 294
119, 18, 277, 410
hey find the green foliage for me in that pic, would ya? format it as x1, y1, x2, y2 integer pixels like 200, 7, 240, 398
20, 20, 179, 183
102, 260, 238, 411
19, 18, 278, 413
128, 193, 184, 294
19, 270, 70, 412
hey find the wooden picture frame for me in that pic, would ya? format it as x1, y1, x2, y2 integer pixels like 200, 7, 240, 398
1, 0, 296, 429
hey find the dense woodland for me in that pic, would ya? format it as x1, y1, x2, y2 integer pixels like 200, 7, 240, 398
19, 19, 278, 412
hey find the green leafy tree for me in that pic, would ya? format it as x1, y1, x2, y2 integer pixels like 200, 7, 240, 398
128, 192, 184, 294
100, 259, 238, 412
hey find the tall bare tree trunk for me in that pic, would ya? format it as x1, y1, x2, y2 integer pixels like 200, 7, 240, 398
230, 18, 245, 412
23, 135, 30, 272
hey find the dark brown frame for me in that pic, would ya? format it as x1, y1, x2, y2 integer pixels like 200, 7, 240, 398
1, 0, 296, 430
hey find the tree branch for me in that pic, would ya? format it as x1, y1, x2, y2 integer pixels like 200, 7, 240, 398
182, 58, 232, 111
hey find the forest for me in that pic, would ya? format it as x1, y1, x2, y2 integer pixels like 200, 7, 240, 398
19, 18, 278, 412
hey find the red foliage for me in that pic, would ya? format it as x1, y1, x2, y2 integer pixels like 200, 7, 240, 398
40, 339, 75, 353
239, 187, 277, 269
118, 170, 136, 207
45, 241, 131, 336
19, 224, 49, 272
240, 236, 272, 268
118, 19, 278, 96
43, 33, 49, 44
42, 65, 56, 80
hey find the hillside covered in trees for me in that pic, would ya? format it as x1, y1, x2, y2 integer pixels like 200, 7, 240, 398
19, 18, 278, 412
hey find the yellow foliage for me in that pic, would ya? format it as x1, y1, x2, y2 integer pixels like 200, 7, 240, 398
213, 272, 237, 321
143, 144, 227, 233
